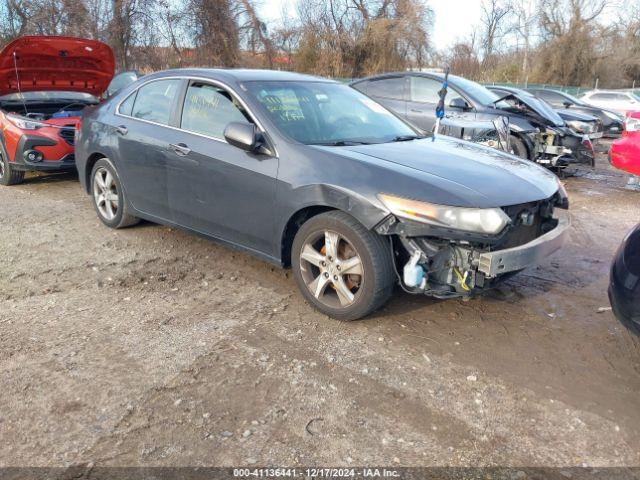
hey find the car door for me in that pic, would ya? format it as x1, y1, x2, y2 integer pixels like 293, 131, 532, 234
357, 76, 407, 121
114, 78, 183, 220
165, 80, 278, 254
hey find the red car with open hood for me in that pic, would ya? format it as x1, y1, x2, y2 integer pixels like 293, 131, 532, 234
610, 111, 640, 178
0, 36, 114, 185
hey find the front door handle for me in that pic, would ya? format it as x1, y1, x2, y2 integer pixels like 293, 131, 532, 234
115, 125, 128, 135
410, 108, 423, 113
169, 143, 191, 156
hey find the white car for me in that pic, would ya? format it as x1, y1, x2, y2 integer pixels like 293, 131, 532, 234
580, 90, 640, 115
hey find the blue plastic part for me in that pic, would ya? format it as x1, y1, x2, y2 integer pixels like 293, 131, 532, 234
51, 110, 83, 119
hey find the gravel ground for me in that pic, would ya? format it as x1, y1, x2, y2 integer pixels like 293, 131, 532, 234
0, 148, 639, 469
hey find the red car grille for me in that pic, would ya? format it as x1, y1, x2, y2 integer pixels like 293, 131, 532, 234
59, 126, 75, 146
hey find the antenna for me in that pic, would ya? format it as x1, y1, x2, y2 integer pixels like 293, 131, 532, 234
13, 51, 28, 115
433, 66, 450, 142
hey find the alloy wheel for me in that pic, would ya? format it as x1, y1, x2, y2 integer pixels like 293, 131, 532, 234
0, 155, 5, 179
299, 230, 364, 308
93, 166, 119, 221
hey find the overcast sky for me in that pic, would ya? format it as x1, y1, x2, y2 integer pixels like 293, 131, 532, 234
258, 0, 488, 51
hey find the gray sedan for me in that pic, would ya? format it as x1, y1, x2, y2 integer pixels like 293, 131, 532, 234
76, 69, 570, 320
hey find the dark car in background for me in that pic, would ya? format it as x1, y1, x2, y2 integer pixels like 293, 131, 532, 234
76, 69, 570, 320
351, 72, 595, 168
609, 224, 640, 335
489, 85, 599, 167
526, 88, 624, 138
489, 86, 603, 139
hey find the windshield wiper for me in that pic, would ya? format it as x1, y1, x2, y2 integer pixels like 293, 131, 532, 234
308, 140, 372, 146
390, 135, 425, 142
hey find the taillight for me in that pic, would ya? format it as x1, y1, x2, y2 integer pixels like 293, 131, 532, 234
625, 116, 640, 132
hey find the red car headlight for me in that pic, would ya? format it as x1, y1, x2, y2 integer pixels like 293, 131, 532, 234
6, 113, 47, 130
625, 116, 640, 132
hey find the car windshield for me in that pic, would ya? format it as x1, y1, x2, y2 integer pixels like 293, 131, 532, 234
243, 81, 418, 145
0, 91, 98, 103
449, 75, 504, 107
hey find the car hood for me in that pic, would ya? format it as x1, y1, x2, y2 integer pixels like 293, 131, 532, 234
556, 109, 598, 122
496, 92, 565, 127
0, 36, 115, 97
313, 137, 560, 208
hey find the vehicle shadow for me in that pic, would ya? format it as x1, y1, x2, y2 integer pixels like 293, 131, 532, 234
23, 170, 79, 184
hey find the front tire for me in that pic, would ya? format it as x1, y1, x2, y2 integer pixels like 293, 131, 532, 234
0, 144, 25, 186
291, 211, 394, 321
509, 134, 529, 160
91, 158, 139, 229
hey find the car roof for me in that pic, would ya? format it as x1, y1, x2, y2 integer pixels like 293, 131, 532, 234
582, 89, 630, 95
144, 68, 333, 84
489, 85, 520, 93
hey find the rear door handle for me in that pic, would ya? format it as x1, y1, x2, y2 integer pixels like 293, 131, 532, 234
115, 125, 128, 135
410, 109, 423, 113
169, 143, 191, 156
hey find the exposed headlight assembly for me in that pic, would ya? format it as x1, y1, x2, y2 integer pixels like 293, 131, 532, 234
6, 113, 47, 130
566, 120, 594, 134
378, 193, 511, 235
625, 116, 640, 132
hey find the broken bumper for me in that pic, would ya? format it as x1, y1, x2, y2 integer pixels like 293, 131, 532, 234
478, 211, 570, 277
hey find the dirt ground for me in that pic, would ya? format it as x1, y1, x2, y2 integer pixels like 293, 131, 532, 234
1, 146, 639, 470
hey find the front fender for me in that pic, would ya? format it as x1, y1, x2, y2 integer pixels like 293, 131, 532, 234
277, 183, 389, 234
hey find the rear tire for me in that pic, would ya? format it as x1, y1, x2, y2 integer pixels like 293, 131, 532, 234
509, 134, 529, 160
291, 211, 394, 321
90, 158, 139, 229
0, 144, 25, 186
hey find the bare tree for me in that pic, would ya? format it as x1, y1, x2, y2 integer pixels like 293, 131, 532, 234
509, 0, 539, 81
479, 0, 511, 70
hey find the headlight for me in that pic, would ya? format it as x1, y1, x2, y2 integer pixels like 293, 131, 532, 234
566, 120, 594, 134
378, 193, 511, 235
6, 113, 47, 130
625, 116, 640, 132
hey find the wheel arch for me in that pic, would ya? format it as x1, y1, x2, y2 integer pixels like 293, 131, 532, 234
83, 152, 109, 193
510, 130, 535, 160
280, 205, 337, 267
278, 185, 389, 267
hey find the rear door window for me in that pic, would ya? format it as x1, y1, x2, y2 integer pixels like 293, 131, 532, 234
180, 82, 252, 139
365, 77, 406, 101
131, 79, 181, 125
118, 91, 137, 116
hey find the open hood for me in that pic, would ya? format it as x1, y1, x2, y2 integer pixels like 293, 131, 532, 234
0, 36, 115, 97
495, 92, 565, 128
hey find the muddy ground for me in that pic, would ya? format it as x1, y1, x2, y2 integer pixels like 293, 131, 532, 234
1, 148, 639, 469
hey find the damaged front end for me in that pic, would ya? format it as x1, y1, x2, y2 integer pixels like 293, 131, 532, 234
376, 189, 570, 298
496, 93, 595, 168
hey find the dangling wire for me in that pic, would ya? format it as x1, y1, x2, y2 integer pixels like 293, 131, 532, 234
433, 66, 450, 142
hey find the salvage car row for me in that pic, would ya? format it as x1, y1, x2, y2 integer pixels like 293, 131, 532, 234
0, 36, 637, 329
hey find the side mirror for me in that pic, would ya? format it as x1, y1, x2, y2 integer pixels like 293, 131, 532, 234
563, 101, 572, 108
449, 97, 471, 110
224, 122, 260, 152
